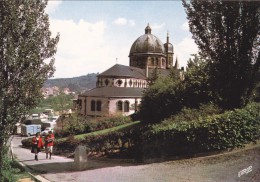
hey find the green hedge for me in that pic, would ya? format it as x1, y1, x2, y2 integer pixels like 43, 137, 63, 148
53, 121, 142, 156
21, 121, 142, 157
139, 102, 260, 158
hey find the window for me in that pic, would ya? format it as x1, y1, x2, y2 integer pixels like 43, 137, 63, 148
97, 100, 102, 111
117, 101, 123, 111
116, 79, 123, 87
105, 79, 109, 86
91, 100, 95, 111
124, 101, 129, 112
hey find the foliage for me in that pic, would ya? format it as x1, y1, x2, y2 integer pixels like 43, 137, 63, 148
183, 0, 260, 109
183, 54, 213, 107
55, 114, 133, 138
0, 146, 28, 181
0, 0, 59, 175
139, 54, 213, 123
139, 102, 260, 158
54, 121, 142, 156
164, 103, 222, 125
139, 76, 184, 123
21, 121, 141, 158
29, 92, 74, 114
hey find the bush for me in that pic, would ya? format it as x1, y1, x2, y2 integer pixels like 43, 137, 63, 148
54, 135, 81, 155
53, 121, 143, 157
57, 114, 133, 138
139, 102, 260, 158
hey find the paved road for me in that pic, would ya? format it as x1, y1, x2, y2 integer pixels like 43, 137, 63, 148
12, 135, 260, 182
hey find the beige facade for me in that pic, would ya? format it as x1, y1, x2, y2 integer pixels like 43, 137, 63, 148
78, 95, 141, 116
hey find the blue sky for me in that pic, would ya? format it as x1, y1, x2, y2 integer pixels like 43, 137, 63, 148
46, 1, 198, 78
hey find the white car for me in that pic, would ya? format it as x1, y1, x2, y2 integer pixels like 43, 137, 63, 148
41, 127, 53, 136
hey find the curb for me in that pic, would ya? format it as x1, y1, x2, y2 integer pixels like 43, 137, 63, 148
17, 160, 50, 182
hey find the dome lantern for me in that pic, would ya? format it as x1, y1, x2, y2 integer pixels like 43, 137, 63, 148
145, 24, 151, 34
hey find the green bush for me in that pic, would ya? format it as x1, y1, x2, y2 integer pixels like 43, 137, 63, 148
56, 114, 133, 138
139, 102, 260, 158
53, 121, 142, 156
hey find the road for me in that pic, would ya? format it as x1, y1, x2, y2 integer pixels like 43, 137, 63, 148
12, 135, 260, 182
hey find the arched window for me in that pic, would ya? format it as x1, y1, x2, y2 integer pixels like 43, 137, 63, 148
91, 100, 95, 111
117, 101, 123, 112
124, 101, 129, 112
105, 79, 109, 86
97, 100, 102, 111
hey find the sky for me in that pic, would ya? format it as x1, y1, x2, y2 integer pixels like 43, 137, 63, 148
46, 1, 198, 78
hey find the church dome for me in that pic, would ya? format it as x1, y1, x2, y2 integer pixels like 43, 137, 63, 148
129, 25, 165, 57
164, 42, 173, 53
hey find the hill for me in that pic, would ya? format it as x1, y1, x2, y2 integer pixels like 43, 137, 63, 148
43, 73, 97, 93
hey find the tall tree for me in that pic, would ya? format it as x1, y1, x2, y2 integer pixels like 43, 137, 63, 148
0, 0, 59, 176
183, 54, 213, 108
183, 0, 260, 109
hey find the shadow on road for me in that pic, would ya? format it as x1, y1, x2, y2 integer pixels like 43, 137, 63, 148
26, 159, 140, 174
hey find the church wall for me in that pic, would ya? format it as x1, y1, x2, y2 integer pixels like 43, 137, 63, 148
78, 96, 86, 115
109, 98, 142, 116
78, 96, 142, 117
86, 97, 109, 116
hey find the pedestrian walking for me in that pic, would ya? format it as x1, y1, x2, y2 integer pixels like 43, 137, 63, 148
44, 130, 55, 159
31, 132, 44, 161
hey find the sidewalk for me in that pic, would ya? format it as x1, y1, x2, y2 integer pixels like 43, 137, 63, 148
12, 136, 74, 182
11, 135, 140, 182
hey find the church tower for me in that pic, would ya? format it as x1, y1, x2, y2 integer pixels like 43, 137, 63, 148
164, 32, 174, 69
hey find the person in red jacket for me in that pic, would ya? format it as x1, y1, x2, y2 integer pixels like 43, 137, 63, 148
44, 131, 55, 159
31, 132, 44, 161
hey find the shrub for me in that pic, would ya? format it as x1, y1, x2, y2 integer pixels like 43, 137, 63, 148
54, 135, 81, 155
139, 102, 260, 158
56, 114, 133, 138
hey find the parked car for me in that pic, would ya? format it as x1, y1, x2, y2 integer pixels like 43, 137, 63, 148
41, 127, 54, 136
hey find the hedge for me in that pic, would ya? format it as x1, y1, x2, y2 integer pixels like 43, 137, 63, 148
139, 102, 260, 158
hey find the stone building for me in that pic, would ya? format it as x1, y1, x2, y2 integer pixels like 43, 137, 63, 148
78, 24, 183, 117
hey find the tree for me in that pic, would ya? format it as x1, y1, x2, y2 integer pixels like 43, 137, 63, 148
139, 54, 212, 123
183, 0, 260, 109
139, 76, 184, 123
49, 92, 73, 114
0, 0, 59, 176
183, 54, 213, 108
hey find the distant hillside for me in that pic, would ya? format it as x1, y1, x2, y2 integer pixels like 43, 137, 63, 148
43, 73, 97, 93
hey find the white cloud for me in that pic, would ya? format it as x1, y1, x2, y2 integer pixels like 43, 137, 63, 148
151, 23, 165, 30
174, 37, 199, 69
181, 22, 189, 31
49, 18, 116, 78
46, 1, 62, 14
113, 17, 127, 25
113, 17, 136, 26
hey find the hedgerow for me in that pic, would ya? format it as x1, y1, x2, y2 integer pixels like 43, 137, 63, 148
139, 102, 260, 158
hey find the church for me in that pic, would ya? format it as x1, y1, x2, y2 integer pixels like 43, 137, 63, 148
78, 24, 183, 117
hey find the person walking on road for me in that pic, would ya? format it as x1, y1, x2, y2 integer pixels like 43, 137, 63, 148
44, 131, 54, 159
31, 132, 44, 161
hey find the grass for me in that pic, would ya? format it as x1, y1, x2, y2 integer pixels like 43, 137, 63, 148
57, 120, 141, 141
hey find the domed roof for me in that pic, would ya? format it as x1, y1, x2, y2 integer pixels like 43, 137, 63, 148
164, 42, 174, 53
129, 25, 165, 57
